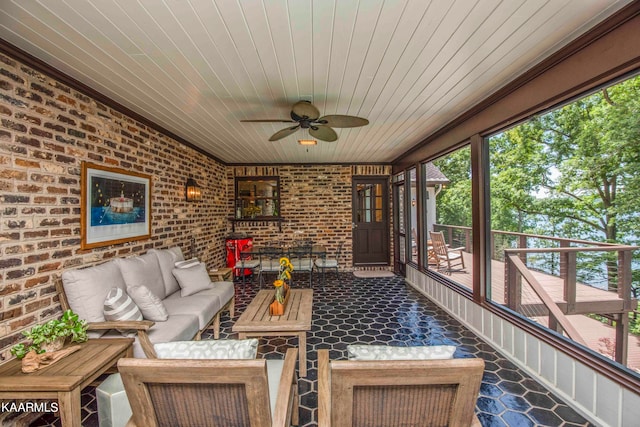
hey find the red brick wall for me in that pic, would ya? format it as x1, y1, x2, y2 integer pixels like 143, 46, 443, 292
227, 165, 393, 270
0, 52, 393, 362
0, 53, 228, 360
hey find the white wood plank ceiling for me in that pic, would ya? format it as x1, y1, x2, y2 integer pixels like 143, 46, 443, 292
0, 0, 631, 164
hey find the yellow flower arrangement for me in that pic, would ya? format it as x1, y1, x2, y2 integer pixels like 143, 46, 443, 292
274, 257, 294, 303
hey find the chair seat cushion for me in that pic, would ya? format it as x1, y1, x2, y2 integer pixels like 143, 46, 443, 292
153, 339, 258, 359
235, 259, 260, 269
266, 359, 285, 417
347, 344, 456, 360
315, 258, 338, 268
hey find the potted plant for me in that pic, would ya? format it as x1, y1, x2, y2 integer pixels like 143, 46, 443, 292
10, 309, 88, 359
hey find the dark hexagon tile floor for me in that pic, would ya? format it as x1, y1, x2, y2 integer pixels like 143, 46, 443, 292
31, 273, 594, 426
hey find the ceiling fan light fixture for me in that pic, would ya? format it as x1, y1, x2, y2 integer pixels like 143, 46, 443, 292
298, 139, 317, 146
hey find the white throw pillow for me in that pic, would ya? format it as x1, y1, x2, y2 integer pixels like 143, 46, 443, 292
103, 288, 143, 322
127, 285, 169, 321
347, 344, 456, 360
103, 287, 143, 336
172, 262, 213, 297
174, 257, 200, 269
153, 339, 259, 359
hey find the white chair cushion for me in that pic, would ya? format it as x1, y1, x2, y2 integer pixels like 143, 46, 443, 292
172, 262, 214, 297
235, 259, 260, 269
127, 285, 169, 322
347, 344, 456, 360
315, 258, 338, 268
153, 339, 258, 359
266, 359, 284, 417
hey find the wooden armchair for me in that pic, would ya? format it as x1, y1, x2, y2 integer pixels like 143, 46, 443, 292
317, 349, 483, 427
118, 347, 299, 427
429, 231, 466, 273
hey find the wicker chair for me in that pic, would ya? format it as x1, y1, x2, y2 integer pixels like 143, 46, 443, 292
317, 349, 483, 427
118, 348, 299, 427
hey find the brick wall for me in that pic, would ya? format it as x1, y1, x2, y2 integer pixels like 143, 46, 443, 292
0, 53, 228, 361
228, 165, 393, 270
0, 51, 393, 362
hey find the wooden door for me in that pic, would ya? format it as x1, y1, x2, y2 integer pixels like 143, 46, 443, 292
352, 177, 389, 265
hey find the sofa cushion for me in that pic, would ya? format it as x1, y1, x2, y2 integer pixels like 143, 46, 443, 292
172, 263, 214, 297
148, 248, 182, 296
61, 260, 126, 324
115, 253, 166, 300
128, 285, 169, 322
167, 246, 185, 262
195, 282, 235, 309
347, 344, 456, 361
128, 314, 200, 358
153, 339, 258, 359
163, 290, 222, 330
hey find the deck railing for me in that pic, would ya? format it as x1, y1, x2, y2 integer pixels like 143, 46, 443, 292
433, 223, 638, 366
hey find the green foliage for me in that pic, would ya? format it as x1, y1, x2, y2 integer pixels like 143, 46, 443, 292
10, 310, 88, 359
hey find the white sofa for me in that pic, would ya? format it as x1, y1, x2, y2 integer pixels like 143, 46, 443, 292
59, 247, 235, 358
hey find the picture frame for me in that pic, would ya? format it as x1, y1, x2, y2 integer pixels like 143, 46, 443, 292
81, 162, 151, 250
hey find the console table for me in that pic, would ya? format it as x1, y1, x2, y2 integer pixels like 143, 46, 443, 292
0, 338, 133, 427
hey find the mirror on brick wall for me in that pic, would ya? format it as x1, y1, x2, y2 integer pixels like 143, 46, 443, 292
234, 176, 281, 219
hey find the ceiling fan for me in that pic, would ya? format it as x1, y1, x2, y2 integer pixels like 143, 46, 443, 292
241, 101, 369, 142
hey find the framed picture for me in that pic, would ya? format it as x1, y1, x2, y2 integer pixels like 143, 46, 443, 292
81, 162, 151, 250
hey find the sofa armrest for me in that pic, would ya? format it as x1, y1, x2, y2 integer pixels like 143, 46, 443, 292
86, 320, 155, 331
87, 321, 157, 358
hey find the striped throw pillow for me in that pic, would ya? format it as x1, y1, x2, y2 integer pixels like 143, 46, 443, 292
103, 287, 143, 322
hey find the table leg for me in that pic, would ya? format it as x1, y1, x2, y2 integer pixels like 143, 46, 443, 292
238, 332, 247, 339
298, 332, 307, 377
58, 388, 81, 427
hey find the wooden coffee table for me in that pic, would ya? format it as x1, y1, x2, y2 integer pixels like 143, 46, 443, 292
0, 338, 133, 427
233, 289, 313, 376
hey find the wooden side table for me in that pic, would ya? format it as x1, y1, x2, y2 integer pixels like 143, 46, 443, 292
209, 267, 233, 282
0, 338, 133, 427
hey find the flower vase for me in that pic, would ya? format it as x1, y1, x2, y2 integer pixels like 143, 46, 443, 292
41, 337, 66, 353
269, 283, 290, 316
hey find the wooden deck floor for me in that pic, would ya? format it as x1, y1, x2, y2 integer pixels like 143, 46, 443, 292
439, 252, 640, 372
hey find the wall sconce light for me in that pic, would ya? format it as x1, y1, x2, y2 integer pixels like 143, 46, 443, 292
185, 178, 202, 202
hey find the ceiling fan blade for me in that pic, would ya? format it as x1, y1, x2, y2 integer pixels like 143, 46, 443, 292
309, 125, 338, 142
269, 125, 300, 141
241, 119, 296, 123
318, 115, 369, 128
291, 101, 320, 120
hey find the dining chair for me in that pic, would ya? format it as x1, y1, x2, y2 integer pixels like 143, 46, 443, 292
317, 349, 483, 427
234, 251, 260, 294
118, 348, 299, 427
429, 231, 465, 274
314, 241, 344, 289
258, 244, 284, 288
288, 243, 314, 288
